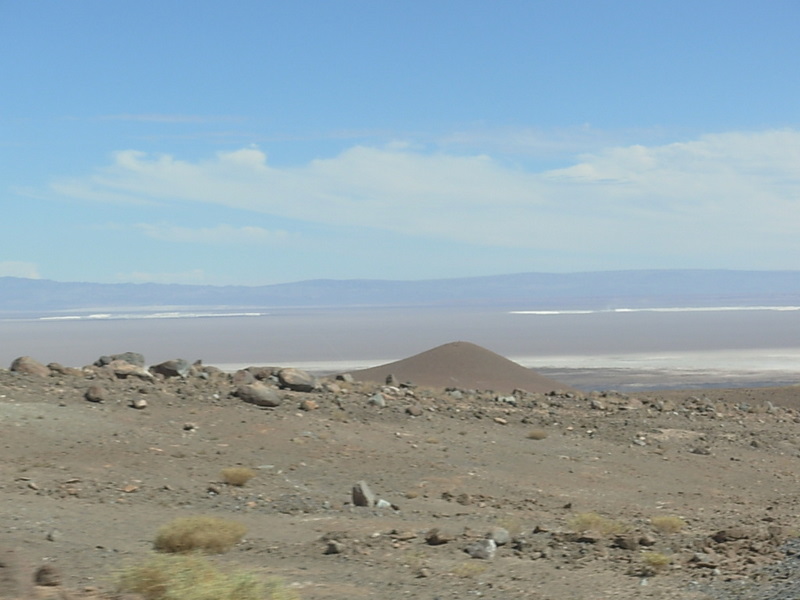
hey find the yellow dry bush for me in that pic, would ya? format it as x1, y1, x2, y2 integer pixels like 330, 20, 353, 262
526, 429, 549, 440
153, 516, 246, 554
641, 551, 671, 572
116, 553, 299, 600
449, 561, 488, 578
568, 512, 628, 536
650, 515, 685, 534
220, 467, 257, 486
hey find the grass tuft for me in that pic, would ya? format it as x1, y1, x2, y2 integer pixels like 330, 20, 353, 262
568, 512, 629, 536
449, 561, 488, 578
650, 515, 685, 534
526, 429, 549, 440
220, 467, 257, 486
116, 553, 298, 600
153, 516, 246, 554
641, 551, 671, 572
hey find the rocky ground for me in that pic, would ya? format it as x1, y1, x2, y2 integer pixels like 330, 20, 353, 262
3, 350, 800, 600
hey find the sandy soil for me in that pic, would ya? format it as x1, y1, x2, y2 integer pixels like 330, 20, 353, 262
3, 345, 800, 600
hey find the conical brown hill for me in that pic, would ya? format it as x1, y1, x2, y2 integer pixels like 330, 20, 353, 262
347, 341, 572, 394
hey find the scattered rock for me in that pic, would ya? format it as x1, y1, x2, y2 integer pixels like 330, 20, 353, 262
324, 540, 345, 555
108, 360, 154, 380
299, 399, 318, 411
712, 527, 750, 543
84, 385, 108, 403
10, 356, 50, 377
368, 393, 386, 407
465, 538, 497, 559
95, 352, 145, 367
236, 383, 282, 407
613, 534, 640, 550
277, 368, 318, 392
487, 527, 511, 546
33, 565, 61, 587
47, 362, 81, 376
352, 480, 376, 507
425, 528, 454, 546
150, 359, 191, 378
232, 369, 257, 386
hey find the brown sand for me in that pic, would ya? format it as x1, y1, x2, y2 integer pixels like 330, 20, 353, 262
347, 340, 572, 393
4, 347, 800, 600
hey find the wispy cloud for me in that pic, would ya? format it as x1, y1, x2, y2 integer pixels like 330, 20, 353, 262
50, 129, 800, 269
437, 124, 672, 160
0, 261, 40, 278
133, 223, 290, 244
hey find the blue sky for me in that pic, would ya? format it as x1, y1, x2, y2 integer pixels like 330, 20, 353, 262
2, 1, 799, 285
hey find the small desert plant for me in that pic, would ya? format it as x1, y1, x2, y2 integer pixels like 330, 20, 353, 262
116, 553, 298, 600
641, 551, 671, 572
220, 467, 257, 486
526, 429, 548, 440
650, 515, 685, 534
153, 516, 246, 554
495, 516, 523, 537
568, 512, 629, 536
449, 561, 488, 578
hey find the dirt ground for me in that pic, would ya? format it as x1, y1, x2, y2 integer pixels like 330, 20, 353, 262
3, 353, 800, 600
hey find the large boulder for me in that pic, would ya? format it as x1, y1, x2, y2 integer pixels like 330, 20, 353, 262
236, 383, 283, 407
150, 359, 191, 378
108, 359, 154, 380
94, 352, 145, 368
278, 368, 318, 392
9, 356, 50, 377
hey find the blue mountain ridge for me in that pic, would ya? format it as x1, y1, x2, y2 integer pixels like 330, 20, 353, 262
2, 270, 799, 315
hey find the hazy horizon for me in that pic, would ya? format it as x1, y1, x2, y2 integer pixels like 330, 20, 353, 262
3, 306, 799, 391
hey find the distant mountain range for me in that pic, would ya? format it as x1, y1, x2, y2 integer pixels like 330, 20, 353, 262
1, 270, 799, 315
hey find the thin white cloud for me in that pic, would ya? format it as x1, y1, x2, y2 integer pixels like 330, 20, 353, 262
50, 129, 800, 268
134, 223, 290, 244
438, 124, 669, 159
97, 114, 242, 124
0, 261, 40, 279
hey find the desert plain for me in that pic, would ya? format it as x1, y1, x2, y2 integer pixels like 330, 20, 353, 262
3, 341, 800, 600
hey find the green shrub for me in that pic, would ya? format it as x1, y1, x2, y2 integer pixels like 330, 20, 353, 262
154, 516, 246, 554
116, 553, 298, 600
